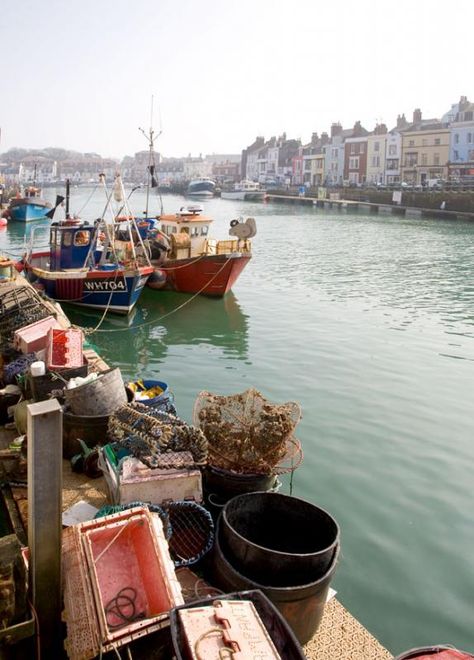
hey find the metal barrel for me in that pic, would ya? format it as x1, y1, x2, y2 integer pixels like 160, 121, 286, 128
212, 521, 339, 645
64, 367, 127, 416
221, 492, 339, 586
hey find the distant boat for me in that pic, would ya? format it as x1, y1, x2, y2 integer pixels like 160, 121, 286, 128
8, 186, 51, 222
221, 180, 266, 201
187, 177, 216, 197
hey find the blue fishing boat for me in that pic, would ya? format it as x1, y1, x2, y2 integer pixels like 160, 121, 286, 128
8, 186, 51, 222
186, 177, 216, 197
21, 177, 153, 314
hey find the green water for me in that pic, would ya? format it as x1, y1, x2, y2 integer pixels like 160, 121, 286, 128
2, 190, 474, 654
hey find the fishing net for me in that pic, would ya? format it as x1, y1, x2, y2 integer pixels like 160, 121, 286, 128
0, 286, 52, 343
107, 402, 208, 469
193, 388, 302, 475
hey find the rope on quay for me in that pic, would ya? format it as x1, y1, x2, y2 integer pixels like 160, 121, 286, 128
75, 257, 233, 336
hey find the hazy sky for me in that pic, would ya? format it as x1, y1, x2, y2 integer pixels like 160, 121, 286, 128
1, 0, 472, 159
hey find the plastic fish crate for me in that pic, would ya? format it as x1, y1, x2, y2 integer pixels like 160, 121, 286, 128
63, 507, 184, 659
99, 448, 203, 506
46, 327, 84, 370
13, 316, 61, 354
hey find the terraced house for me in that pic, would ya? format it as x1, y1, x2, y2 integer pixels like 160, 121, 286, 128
448, 96, 474, 181
400, 109, 450, 185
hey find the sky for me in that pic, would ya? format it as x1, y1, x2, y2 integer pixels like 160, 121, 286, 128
1, 0, 473, 160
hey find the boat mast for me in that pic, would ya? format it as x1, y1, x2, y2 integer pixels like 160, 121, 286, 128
139, 95, 163, 217
65, 178, 70, 219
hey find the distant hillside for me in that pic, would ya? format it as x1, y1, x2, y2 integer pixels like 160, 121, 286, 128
0, 148, 103, 163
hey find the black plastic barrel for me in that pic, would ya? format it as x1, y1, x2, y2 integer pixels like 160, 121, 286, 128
63, 411, 110, 459
203, 465, 278, 520
169, 590, 306, 660
394, 647, 474, 659
221, 492, 339, 586
212, 521, 339, 645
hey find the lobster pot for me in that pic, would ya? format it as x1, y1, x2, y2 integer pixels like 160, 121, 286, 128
64, 367, 127, 416
62, 507, 184, 659
165, 501, 215, 568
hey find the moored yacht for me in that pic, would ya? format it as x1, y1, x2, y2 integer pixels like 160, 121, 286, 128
220, 180, 266, 201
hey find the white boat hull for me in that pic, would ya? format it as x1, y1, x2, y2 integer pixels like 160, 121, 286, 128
221, 190, 266, 201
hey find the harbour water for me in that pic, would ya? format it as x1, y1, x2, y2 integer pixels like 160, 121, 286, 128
1, 188, 473, 655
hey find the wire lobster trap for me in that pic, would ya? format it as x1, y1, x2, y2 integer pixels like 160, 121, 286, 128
193, 388, 303, 476
107, 402, 208, 469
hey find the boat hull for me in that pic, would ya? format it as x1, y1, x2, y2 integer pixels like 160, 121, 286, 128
151, 253, 251, 297
9, 199, 51, 222
25, 258, 153, 314
186, 180, 216, 197
221, 190, 266, 201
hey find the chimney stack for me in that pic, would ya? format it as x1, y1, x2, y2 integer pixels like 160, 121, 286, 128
413, 108, 422, 124
331, 122, 342, 137
321, 132, 329, 145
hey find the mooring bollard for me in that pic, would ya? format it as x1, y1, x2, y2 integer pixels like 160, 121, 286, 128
27, 399, 63, 659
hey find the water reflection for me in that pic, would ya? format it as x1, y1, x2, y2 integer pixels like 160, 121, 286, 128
66, 290, 249, 367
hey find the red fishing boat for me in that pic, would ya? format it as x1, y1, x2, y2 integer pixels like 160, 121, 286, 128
146, 206, 255, 297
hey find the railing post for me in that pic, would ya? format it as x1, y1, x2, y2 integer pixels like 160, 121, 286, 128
27, 399, 63, 659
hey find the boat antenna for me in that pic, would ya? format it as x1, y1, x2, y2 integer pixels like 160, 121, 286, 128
139, 95, 163, 217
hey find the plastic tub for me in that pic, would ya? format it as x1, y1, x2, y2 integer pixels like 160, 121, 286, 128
221, 492, 340, 586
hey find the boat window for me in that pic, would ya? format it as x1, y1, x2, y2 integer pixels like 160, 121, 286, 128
191, 226, 199, 237
74, 230, 91, 246
201, 226, 209, 236
50, 229, 57, 246
62, 231, 73, 247
180, 226, 190, 234
172, 227, 177, 233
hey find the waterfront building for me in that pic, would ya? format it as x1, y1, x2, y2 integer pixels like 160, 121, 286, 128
384, 115, 407, 185
343, 121, 370, 185
298, 132, 328, 187
241, 137, 265, 182
206, 154, 241, 183
292, 144, 304, 186
366, 124, 388, 185
400, 109, 450, 184
324, 123, 346, 186
448, 96, 474, 181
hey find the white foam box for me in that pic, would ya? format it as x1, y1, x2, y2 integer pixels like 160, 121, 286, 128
100, 451, 203, 506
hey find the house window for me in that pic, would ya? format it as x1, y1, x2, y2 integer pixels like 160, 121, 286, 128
372, 156, 380, 167
434, 138, 441, 145
454, 134, 459, 144
421, 154, 427, 166
467, 133, 472, 143
409, 140, 415, 147
374, 142, 380, 152
404, 153, 417, 167
453, 150, 459, 160
422, 139, 428, 146
332, 148, 338, 158
359, 144, 365, 154
433, 153, 440, 165
388, 144, 397, 156
350, 144, 356, 154
349, 157, 360, 169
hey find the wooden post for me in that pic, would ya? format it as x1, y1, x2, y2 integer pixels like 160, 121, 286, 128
27, 399, 63, 659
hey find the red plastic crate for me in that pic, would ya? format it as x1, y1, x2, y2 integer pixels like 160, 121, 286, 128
46, 327, 84, 370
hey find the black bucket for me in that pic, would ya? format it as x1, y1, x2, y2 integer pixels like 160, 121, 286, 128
203, 465, 278, 521
221, 491, 339, 586
212, 521, 339, 645
169, 589, 306, 660
63, 411, 110, 459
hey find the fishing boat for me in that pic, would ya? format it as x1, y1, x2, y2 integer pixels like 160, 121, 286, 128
7, 186, 51, 222
220, 180, 266, 201
20, 177, 153, 314
186, 177, 216, 197
146, 206, 255, 297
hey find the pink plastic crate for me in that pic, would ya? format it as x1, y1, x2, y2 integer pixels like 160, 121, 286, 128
62, 507, 184, 659
46, 327, 84, 369
13, 316, 61, 354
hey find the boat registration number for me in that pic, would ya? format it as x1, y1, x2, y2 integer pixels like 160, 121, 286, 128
84, 278, 128, 292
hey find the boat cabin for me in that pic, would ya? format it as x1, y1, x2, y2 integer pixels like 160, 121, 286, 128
49, 222, 97, 270
23, 186, 42, 199
235, 180, 262, 191
158, 206, 213, 258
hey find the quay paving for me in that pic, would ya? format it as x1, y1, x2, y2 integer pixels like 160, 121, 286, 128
0, 426, 391, 659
